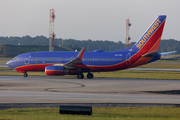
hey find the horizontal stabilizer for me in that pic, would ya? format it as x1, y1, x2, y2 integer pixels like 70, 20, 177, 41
142, 51, 159, 58
160, 51, 177, 56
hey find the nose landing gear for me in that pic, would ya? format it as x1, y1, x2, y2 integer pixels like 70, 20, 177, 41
23, 72, 28, 77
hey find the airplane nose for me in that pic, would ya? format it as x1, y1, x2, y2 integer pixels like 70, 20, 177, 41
6, 60, 13, 68
6, 61, 10, 67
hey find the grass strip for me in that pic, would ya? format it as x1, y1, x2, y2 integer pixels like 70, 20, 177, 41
0, 60, 9, 63
93, 70, 180, 80
0, 107, 180, 120
0, 67, 13, 70
0, 71, 47, 76
0, 70, 180, 80
138, 62, 180, 69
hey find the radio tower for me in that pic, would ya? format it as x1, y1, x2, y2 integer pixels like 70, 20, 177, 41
125, 18, 131, 48
49, 8, 55, 51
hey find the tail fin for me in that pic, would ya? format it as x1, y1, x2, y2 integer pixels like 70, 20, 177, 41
132, 15, 166, 53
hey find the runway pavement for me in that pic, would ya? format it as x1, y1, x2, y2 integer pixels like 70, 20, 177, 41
0, 76, 180, 104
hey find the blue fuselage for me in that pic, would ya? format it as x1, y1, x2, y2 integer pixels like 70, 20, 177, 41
6, 48, 160, 73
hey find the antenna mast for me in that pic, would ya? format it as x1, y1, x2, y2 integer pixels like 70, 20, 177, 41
125, 18, 131, 48
49, 8, 55, 51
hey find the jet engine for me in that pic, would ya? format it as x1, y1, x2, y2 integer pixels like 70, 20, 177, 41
45, 65, 65, 75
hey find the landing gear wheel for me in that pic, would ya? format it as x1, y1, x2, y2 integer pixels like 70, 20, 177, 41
77, 73, 84, 79
87, 73, 93, 79
23, 72, 28, 77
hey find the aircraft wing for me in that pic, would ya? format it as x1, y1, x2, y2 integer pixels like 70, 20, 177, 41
63, 47, 88, 69
160, 51, 177, 56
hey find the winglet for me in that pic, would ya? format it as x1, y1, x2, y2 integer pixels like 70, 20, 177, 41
77, 47, 85, 60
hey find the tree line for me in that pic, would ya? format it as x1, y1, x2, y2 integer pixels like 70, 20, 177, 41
0, 35, 179, 53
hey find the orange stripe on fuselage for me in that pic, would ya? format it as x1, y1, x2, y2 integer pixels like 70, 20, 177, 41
15, 63, 56, 71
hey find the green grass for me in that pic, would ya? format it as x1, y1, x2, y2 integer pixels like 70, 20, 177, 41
0, 70, 180, 80
0, 57, 12, 59
0, 107, 180, 120
138, 62, 180, 69
0, 60, 8, 63
93, 70, 180, 80
158, 59, 180, 62
0, 67, 12, 70
0, 57, 11, 63
0, 71, 46, 76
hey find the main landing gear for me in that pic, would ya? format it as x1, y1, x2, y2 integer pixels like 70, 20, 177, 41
23, 71, 28, 77
87, 73, 93, 79
77, 72, 94, 79
77, 73, 84, 79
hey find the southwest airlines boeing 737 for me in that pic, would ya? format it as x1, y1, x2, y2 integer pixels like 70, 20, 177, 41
6, 15, 174, 79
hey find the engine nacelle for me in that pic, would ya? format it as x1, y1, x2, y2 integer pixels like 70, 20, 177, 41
45, 65, 65, 75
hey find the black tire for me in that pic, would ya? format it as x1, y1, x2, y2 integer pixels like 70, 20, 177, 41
87, 73, 93, 79
23, 72, 28, 77
77, 73, 84, 79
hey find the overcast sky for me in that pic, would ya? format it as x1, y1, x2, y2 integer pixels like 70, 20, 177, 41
0, 0, 180, 43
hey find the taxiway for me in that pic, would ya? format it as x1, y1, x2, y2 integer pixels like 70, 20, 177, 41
0, 76, 180, 104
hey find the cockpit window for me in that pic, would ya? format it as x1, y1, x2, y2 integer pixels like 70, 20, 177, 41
13, 57, 19, 60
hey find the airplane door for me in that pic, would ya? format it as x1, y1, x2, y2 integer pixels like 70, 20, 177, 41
25, 54, 30, 64
126, 53, 131, 65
